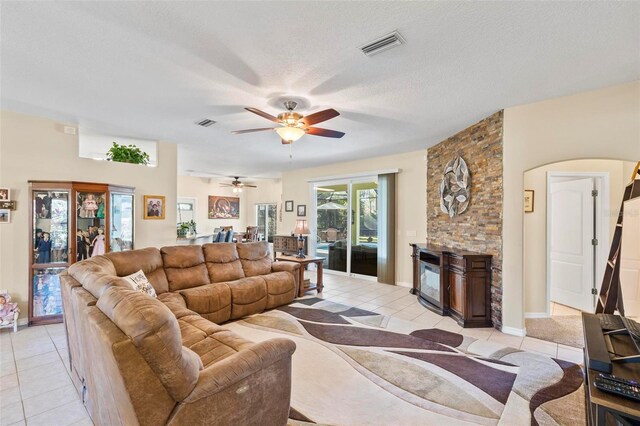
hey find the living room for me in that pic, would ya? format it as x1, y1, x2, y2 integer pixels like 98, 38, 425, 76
1, 2, 640, 426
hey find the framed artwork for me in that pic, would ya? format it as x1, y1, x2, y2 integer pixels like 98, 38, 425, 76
208, 196, 240, 219
0, 188, 9, 201
285, 200, 294, 212
0, 209, 9, 224
0, 201, 16, 210
144, 195, 166, 219
297, 204, 306, 217
524, 190, 535, 213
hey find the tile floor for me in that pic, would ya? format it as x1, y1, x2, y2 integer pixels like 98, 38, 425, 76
311, 272, 584, 364
0, 323, 92, 426
0, 273, 584, 426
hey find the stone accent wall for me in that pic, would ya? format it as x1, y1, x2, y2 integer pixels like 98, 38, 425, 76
426, 111, 503, 328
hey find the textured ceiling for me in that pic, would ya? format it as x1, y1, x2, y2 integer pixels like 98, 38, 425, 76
1, 1, 639, 178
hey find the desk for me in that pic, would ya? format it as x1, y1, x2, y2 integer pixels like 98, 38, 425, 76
276, 255, 323, 297
584, 316, 640, 425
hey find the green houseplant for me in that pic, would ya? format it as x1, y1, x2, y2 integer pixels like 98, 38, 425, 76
106, 142, 150, 165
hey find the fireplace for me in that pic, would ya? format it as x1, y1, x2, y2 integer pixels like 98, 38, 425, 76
419, 252, 442, 311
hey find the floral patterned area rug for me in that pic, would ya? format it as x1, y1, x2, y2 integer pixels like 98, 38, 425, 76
225, 297, 585, 426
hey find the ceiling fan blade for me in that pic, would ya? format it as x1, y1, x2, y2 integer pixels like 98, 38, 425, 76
301, 108, 340, 126
243, 184, 257, 188
231, 127, 276, 134
306, 127, 345, 138
245, 107, 280, 123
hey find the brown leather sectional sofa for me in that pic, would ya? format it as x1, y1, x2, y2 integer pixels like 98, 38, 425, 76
60, 241, 300, 426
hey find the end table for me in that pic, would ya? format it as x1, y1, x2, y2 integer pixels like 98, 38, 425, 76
275, 255, 324, 297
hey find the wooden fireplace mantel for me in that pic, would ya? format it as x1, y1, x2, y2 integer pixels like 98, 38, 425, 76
410, 243, 492, 328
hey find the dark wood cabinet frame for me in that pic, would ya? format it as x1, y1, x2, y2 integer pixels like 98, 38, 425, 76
411, 243, 493, 328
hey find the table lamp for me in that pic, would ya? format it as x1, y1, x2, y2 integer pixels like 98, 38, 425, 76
293, 219, 309, 258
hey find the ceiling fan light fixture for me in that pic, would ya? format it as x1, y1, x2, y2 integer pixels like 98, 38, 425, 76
275, 126, 305, 143
232, 187, 242, 193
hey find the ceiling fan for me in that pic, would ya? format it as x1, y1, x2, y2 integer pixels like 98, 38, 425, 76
219, 176, 256, 193
232, 101, 345, 144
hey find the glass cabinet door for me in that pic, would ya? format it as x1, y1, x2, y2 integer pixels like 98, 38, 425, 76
110, 192, 134, 252
33, 190, 70, 265
31, 189, 70, 324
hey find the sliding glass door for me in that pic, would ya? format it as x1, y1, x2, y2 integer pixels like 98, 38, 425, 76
313, 177, 378, 278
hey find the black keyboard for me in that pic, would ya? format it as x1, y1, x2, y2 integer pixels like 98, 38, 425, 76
600, 314, 624, 331
594, 373, 640, 402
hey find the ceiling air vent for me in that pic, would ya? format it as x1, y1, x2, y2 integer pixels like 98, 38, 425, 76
195, 118, 216, 127
359, 31, 405, 56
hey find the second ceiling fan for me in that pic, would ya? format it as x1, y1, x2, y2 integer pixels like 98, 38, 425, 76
232, 101, 345, 144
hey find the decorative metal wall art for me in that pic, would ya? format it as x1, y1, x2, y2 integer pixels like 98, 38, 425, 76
440, 156, 470, 217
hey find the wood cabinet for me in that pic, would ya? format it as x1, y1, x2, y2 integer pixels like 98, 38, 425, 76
29, 181, 134, 325
410, 243, 492, 328
272, 235, 307, 259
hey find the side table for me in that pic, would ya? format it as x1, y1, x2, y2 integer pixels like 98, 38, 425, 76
275, 255, 324, 297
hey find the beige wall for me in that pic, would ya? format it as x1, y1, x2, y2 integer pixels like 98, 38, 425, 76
244, 179, 283, 235
0, 110, 178, 316
503, 80, 640, 332
176, 176, 282, 236
523, 159, 636, 314
281, 150, 427, 286
177, 176, 248, 234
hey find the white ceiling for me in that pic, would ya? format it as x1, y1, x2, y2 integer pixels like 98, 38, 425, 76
2, 2, 639, 178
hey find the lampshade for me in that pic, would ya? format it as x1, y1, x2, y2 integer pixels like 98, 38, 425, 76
293, 219, 310, 235
275, 126, 305, 143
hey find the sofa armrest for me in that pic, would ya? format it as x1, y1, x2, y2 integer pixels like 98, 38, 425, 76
183, 338, 296, 403
271, 261, 301, 295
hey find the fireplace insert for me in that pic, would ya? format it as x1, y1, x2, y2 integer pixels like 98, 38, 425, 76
419, 253, 441, 310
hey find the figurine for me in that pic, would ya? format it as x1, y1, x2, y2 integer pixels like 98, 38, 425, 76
34, 232, 52, 263
91, 228, 106, 257
0, 292, 19, 332
82, 194, 98, 218
96, 196, 105, 219
76, 229, 88, 261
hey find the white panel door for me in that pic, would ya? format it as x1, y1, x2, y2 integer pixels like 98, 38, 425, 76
621, 198, 640, 318
549, 178, 594, 311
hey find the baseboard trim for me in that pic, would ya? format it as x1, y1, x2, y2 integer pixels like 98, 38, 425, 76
525, 312, 550, 319
501, 325, 526, 337
395, 281, 412, 288
17, 318, 28, 326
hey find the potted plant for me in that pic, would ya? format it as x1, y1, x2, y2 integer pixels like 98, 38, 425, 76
106, 142, 150, 165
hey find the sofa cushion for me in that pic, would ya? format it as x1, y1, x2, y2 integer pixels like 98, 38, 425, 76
202, 243, 245, 283
236, 242, 272, 277
97, 287, 200, 402
226, 276, 268, 319
161, 246, 209, 291
106, 247, 169, 294
178, 283, 232, 324
176, 313, 254, 368
68, 256, 131, 299
262, 272, 296, 309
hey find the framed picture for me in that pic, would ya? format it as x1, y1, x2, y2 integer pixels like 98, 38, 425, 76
524, 190, 535, 213
297, 204, 306, 217
0, 201, 15, 210
0, 188, 9, 201
208, 196, 240, 219
144, 195, 166, 219
285, 200, 294, 212
0, 209, 9, 224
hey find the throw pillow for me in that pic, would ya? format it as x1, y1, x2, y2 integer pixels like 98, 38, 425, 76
123, 270, 157, 298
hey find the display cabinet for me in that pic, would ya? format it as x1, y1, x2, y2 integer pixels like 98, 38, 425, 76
29, 181, 134, 325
